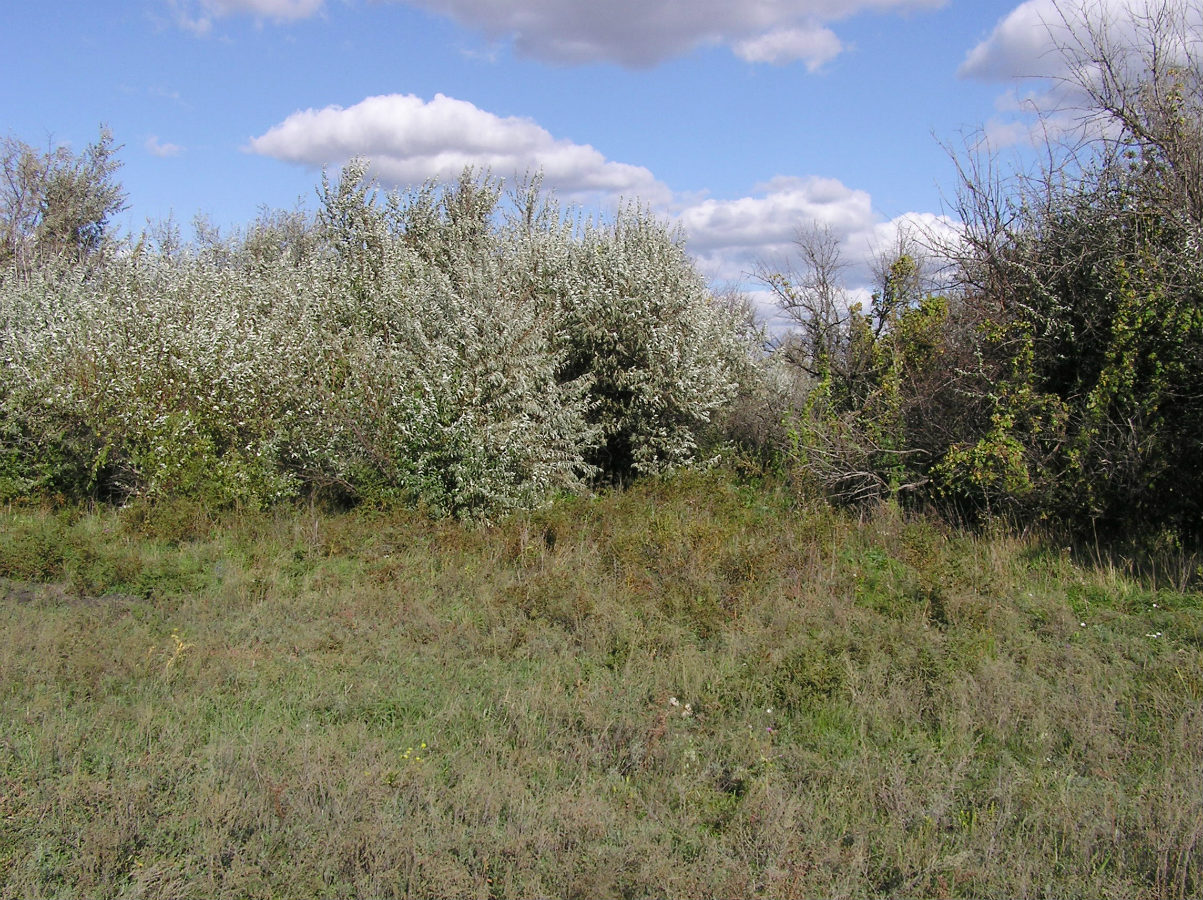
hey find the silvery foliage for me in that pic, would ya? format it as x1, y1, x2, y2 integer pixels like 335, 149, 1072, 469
0, 162, 748, 517
552, 205, 746, 481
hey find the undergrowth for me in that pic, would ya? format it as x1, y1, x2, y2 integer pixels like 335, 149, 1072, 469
1, 469, 1200, 898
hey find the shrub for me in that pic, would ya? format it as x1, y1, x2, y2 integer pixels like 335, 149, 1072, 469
552, 204, 746, 483
0, 162, 750, 518
945, 0, 1203, 538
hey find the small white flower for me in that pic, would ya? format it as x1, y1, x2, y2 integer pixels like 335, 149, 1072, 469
1080, 622, 1087, 627
669, 697, 679, 707
765, 708, 773, 715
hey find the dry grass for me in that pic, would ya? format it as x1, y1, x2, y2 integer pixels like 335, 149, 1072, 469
1, 470, 1200, 898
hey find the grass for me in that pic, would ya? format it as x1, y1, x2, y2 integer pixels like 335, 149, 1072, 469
1, 469, 1200, 898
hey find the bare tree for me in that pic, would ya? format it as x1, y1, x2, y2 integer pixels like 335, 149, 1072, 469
756, 223, 851, 378
1050, 0, 1203, 222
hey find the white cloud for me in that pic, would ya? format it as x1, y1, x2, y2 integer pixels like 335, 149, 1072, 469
679, 180, 958, 328
676, 175, 956, 288
680, 176, 873, 260
958, 0, 1071, 82
174, 0, 946, 66
733, 25, 844, 69
145, 135, 184, 157
246, 92, 670, 204
963, 0, 1202, 81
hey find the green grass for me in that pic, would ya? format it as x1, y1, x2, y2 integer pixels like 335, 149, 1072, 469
1, 470, 1200, 898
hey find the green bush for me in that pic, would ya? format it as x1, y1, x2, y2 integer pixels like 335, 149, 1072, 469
0, 162, 750, 519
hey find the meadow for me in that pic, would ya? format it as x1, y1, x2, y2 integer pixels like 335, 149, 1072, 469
2, 469, 1199, 898
3, 28, 1203, 889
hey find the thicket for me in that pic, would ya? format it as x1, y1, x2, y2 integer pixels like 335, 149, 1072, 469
0, 162, 748, 518
937, 0, 1203, 543
2, 1, 1200, 548
755, 0, 1203, 546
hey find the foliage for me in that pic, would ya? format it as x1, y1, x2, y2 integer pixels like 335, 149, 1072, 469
0, 158, 748, 518
553, 205, 745, 482
759, 234, 966, 507
6, 0, 1201, 546
0, 126, 125, 270
945, 0, 1203, 539
749, 1, 1203, 542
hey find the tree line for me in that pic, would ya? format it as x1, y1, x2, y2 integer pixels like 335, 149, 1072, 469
2, 0, 1199, 543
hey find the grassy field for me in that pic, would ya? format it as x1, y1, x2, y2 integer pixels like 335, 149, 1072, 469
1, 470, 1200, 898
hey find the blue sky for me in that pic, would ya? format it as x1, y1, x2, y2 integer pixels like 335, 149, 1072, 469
2, 1, 1117, 292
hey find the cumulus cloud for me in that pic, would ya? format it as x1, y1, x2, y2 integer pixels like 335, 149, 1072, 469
963, 0, 1202, 80
676, 175, 956, 289
959, 0, 1071, 82
174, 0, 945, 66
679, 176, 872, 265
404, 0, 947, 66
246, 93, 670, 203
678, 178, 957, 328
145, 135, 184, 157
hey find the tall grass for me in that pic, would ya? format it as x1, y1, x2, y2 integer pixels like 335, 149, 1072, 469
1, 469, 1199, 898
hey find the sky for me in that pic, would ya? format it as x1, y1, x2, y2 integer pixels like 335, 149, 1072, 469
1, 0, 1159, 304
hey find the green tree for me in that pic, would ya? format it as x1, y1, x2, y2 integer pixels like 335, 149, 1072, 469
0, 126, 125, 269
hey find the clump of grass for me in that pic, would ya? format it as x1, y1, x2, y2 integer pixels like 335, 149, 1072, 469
1, 469, 1200, 898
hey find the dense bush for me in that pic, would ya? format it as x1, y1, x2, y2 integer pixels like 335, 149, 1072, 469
5, 6, 1198, 544
939, 1, 1203, 540
753, 232, 981, 508
748, 1, 1203, 546
553, 205, 749, 482
936, 164, 1203, 539
0, 163, 748, 518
